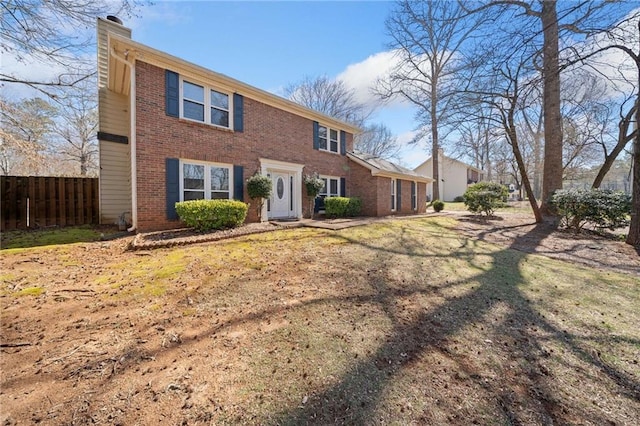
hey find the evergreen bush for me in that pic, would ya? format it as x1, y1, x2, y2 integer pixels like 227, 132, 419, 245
175, 199, 248, 231
463, 182, 508, 216
550, 189, 631, 232
324, 197, 362, 218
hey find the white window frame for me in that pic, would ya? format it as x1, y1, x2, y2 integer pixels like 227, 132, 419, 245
319, 175, 341, 199
179, 77, 233, 130
179, 159, 233, 202
318, 124, 340, 154
391, 178, 397, 211
412, 181, 418, 211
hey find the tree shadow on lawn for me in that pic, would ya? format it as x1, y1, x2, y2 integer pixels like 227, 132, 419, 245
13, 220, 637, 424
273, 222, 640, 425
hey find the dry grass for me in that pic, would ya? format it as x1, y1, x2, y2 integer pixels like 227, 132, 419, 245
1, 217, 638, 425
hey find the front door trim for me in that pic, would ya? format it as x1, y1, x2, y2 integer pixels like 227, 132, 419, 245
259, 158, 304, 221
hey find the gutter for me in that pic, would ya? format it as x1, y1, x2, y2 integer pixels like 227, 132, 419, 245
110, 47, 138, 232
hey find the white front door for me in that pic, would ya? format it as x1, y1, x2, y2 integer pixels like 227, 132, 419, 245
269, 172, 292, 218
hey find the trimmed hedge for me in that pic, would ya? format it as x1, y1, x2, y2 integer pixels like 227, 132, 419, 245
324, 197, 362, 218
432, 199, 444, 212
175, 199, 248, 231
463, 182, 508, 216
550, 188, 631, 232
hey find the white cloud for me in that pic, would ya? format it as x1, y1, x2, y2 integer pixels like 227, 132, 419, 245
0, 49, 77, 99
336, 50, 409, 108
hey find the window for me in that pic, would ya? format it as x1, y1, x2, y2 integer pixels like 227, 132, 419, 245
319, 176, 340, 199
318, 125, 339, 153
391, 178, 396, 211
181, 78, 231, 129
181, 160, 232, 201
411, 181, 417, 211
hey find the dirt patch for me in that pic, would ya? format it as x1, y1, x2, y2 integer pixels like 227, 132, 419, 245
447, 211, 640, 277
1, 216, 638, 425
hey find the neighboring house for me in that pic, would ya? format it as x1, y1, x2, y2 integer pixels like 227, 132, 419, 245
414, 149, 484, 202
97, 17, 429, 231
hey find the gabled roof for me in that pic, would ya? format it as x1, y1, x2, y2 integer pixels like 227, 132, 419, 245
347, 151, 433, 183
103, 21, 361, 135
414, 153, 483, 174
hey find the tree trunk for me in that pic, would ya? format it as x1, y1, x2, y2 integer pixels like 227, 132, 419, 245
484, 126, 492, 181
431, 84, 440, 201
593, 105, 636, 188
533, 130, 542, 199
627, 134, 640, 246
627, 24, 640, 246
508, 111, 543, 223
540, 0, 563, 217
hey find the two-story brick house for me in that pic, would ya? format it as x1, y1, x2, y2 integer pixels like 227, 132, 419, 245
97, 17, 430, 232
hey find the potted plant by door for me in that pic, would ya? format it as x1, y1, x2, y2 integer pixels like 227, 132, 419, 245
304, 173, 325, 219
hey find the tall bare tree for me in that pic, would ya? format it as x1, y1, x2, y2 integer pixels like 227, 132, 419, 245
286, 75, 403, 160
462, 0, 626, 218
52, 84, 99, 176
353, 123, 401, 160
0, 96, 57, 175
1, 0, 141, 97
378, 0, 488, 201
570, 12, 640, 245
284, 75, 371, 126
464, 46, 544, 222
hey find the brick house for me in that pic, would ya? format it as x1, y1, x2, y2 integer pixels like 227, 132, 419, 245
97, 17, 431, 231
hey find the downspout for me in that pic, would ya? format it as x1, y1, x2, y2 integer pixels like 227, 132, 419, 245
110, 48, 137, 232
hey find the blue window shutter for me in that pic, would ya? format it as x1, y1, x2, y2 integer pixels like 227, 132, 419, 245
411, 181, 416, 210
340, 130, 346, 155
397, 179, 402, 210
340, 177, 346, 197
166, 158, 180, 220
233, 165, 244, 201
233, 93, 244, 132
165, 70, 179, 118
313, 121, 319, 150
314, 196, 324, 213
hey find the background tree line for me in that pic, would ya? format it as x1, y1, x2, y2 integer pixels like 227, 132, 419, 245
285, 0, 639, 245
3, 0, 638, 244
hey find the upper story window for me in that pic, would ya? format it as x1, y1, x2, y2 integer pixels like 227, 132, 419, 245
318, 125, 339, 153
181, 78, 231, 129
181, 160, 232, 201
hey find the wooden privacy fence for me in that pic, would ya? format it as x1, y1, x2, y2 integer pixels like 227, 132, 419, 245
1, 176, 99, 231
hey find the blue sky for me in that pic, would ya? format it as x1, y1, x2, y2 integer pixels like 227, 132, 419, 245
128, 0, 426, 167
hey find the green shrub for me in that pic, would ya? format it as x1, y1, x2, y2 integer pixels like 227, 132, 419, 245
324, 197, 362, 218
550, 189, 631, 232
463, 182, 508, 216
453, 195, 464, 203
246, 174, 272, 221
432, 199, 444, 212
175, 199, 248, 231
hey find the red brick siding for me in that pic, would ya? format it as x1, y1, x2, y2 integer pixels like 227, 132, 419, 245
347, 160, 427, 216
134, 61, 354, 231
347, 161, 379, 216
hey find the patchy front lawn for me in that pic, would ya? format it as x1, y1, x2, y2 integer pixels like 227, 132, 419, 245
1, 217, 638, 425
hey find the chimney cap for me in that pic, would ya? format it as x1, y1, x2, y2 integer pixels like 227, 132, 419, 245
106, 15, 123, 25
